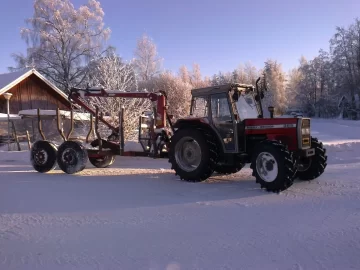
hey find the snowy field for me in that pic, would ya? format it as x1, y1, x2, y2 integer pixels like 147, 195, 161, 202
1, 118, 360, 270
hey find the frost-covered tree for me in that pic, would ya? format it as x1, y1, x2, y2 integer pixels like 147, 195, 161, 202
178, 65, 190, 84
146, 71, 192, 119
244, 62, 259, 85
133, 34, 163, 81
86, 52, 151, 140
190, 63, 205, 88
10, 0, 111, 93
263, 59, 287, 115
232, 64, 247, 84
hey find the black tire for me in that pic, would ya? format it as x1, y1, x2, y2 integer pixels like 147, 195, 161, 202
296, 137, 327, 181
89, 154, 115, 168
250, 140, 296, 193
30, 140, 58, 173
214, 163, 245, 175
168, 128, 219, 182
57, 141, 88, 174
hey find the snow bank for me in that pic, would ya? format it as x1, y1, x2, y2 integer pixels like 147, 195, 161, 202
323, 140, 360, 164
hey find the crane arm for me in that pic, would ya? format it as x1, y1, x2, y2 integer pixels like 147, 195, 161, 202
67, 87, 168, 131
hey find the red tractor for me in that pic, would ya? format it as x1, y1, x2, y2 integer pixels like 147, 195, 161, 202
168, 78, 327, 192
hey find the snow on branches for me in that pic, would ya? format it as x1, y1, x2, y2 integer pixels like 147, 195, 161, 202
12, 0, 111, 93
86, 53, 151, 140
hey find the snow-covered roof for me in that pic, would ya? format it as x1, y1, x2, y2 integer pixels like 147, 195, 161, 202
0, 68, 69, 102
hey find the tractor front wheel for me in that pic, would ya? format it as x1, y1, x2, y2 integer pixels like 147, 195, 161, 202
296, 137, 327, 181
251, 140, 296, 193
168, 128, 218, 182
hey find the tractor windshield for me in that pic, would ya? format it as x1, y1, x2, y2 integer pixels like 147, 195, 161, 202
235, 92, 259, 119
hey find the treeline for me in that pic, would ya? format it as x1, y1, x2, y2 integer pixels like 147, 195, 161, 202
9, 0, 360, 139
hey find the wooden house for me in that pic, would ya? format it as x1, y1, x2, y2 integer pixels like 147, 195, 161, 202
0, 68, 71, 114
0, 69, 74, 144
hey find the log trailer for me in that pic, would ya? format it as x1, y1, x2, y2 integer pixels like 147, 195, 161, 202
30, 87, 174, 174
30, 78, 327, 193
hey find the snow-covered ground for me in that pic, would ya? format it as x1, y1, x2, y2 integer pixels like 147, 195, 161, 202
1, 118, 360, 270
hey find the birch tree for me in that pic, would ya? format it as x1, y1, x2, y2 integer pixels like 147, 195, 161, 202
10, 0, 111, 93
263, 59, 287, 115
133, 34, 163, 81
190, 63, 204, 87
178, 65, 190, 84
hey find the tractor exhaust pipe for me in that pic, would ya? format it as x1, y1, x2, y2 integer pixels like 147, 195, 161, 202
255, 77, 264, 118
268, 106, 274, 118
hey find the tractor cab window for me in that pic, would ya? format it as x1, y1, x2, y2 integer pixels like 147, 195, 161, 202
235, 92, 259, 119
211, 93, 232, 122
210, 93, 236, 151
191, 96, 208, 118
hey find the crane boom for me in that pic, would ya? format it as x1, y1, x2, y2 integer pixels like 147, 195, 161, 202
68, 87, 168, 131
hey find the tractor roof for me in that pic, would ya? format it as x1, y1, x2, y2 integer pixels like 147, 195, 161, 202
191, 83, 255, 97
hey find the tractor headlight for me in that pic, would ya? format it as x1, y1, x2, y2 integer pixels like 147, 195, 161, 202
302, 128, 310, 135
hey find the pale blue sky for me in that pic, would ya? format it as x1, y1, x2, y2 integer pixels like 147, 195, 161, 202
0, 0, 359, 77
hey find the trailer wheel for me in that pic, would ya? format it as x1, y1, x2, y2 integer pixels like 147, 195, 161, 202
30, 140, 58, 173
168, 128, 218, 182
57, 141, 88, 174
214, 163, 245, 175
250, 140, 296, 193
89, 154, 115, 168
296, 137, 327, 181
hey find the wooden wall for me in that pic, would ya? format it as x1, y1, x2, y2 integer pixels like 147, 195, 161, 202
0, 74, 70, 114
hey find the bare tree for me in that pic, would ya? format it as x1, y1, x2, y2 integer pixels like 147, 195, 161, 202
10, 0, 111, 93
133, 34, 163, 81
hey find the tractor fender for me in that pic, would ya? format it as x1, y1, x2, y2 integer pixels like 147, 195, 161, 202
266, 134, 294, 150
172, 118, 224, 153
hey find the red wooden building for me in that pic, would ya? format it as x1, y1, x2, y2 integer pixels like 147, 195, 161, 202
0, 68, 70, 114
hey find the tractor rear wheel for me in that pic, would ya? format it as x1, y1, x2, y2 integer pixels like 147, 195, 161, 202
57, 141, 88, 174
168, 128, 218, 182
89, 154, 115, 168
251, 140, 296, 193
30, 140, 58, 173
296, 137, 327, 181
214, 162, 244, 175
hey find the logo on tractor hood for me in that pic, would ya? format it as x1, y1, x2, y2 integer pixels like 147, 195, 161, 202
245, 124, 296, 130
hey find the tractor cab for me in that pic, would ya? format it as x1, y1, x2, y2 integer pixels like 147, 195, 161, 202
188, 81, 265, 153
